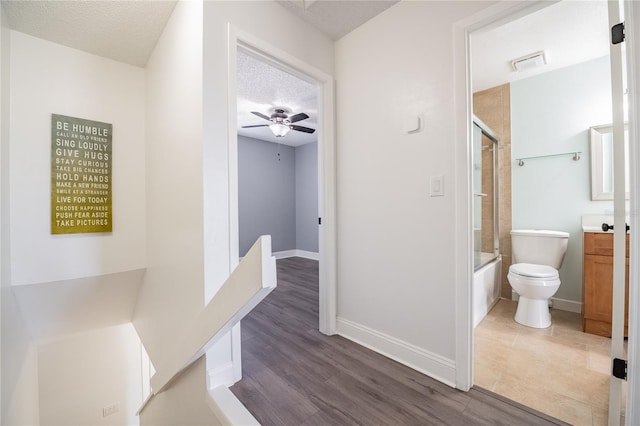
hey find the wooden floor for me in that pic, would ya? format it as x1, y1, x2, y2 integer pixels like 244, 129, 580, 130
230, 257, 567, 425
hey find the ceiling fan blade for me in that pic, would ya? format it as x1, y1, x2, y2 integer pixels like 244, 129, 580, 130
241, 124, 270, 128
288, 112, 309, 123
251, 111, 271, 121
291, 125, 315, 134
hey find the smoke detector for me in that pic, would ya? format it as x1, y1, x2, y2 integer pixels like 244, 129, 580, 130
511, 51, 547, 72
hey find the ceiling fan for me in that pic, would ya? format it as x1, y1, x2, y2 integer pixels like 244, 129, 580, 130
242, 108, 316, 137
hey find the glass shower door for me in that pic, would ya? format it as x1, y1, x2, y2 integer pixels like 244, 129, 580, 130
473, 118, 499, 270
473, 123, 483, 269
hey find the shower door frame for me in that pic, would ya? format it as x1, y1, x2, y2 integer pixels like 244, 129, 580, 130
472, 116, 499, 271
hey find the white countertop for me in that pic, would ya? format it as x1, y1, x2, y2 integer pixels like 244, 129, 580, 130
582, 214, 629, 233
582, 214, 629, 234
582, 225, 607, 233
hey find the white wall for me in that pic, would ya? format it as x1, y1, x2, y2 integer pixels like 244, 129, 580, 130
1, 6, 4, 418
132, 0, 204, 370
2, 32, 147, 423
37, 324, 143, 426
1, 11, 40, 425
335, 0, 492, 385
1, 4, 7, 420
9, 31, 146, 287
295, 141, 318, 253
12, 270, 144, 341
1, 288, 40, 425
511, 56, 613, 302
202, 0, 333, 383
138, 358, 221, 426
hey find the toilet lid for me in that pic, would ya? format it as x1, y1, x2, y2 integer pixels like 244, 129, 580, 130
510, 263, 559, 279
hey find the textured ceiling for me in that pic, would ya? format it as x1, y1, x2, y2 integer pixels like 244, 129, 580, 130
236, 1, 401, 147
1, 0, 398, 68
1, 0, 177, 68
4, 0, 609, 143
471, 0, 609, 92
237, 50, 318, 147
2, 0, 395, 147
276, 0, 399, 40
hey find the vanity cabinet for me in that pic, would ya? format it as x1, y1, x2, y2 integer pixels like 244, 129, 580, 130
582, 232, 629, 337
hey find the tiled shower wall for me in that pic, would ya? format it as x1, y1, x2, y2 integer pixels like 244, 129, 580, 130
473, 84, 512, 298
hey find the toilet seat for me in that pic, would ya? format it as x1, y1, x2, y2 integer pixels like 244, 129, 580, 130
509, 263, 558, 279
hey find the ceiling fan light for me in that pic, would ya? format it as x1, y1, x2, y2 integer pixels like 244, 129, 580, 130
269, 123, 291, 137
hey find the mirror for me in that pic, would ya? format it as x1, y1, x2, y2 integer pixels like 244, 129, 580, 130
590, 123, 629, 201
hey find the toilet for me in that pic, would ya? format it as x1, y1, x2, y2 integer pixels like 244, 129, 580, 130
508, 229, 569, 328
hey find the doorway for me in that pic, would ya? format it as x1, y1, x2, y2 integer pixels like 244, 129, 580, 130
226, 27, 337, 339
458, 0, 637, 424
236, 49, 320, 263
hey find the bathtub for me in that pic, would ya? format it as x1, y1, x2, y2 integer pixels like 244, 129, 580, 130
473, 256, 501, 328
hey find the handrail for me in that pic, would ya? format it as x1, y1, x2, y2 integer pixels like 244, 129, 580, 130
137, 235, 276, 414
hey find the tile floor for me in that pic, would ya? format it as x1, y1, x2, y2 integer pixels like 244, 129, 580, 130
474, 299, 627, 426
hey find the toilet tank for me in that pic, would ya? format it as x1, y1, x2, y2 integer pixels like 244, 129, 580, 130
511, 229, 570, 269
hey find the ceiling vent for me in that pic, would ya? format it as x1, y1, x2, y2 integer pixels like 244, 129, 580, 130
511, 51, 547, 72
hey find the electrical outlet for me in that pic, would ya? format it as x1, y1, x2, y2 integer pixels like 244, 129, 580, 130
103, 403, 119, 417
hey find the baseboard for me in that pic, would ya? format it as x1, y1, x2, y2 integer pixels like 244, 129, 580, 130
273, 249, 319, 260
549, 297, 582, 314
336, 317, 456, 387
511, 292, 582, 314
206, 362, 235, 389
207, 386, 259, 426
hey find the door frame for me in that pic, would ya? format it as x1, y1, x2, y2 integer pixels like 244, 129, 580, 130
624, 1, 640, 423
454, 3, 640, 422
226, 25, 337, 341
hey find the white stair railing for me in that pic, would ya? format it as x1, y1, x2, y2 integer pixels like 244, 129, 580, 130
138, 235, 276, 413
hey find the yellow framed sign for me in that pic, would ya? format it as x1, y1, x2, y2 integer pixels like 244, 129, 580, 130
51, 114, 112, 234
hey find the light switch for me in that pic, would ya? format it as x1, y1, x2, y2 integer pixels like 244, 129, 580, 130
430, 175, 444, 197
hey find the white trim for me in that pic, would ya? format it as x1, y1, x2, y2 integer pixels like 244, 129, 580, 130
510, 292, 582, 314
317, 70, 337, 336
453, 0, 566, 392
207, 386, 259, 426
336, 317, 456, 388
453, 11, 473, 392
273, 249, 319, 260
550, 297, 582, 314
206, 362, 235, 389
608, 0, 628, 422
227, 24, 337, 337
624, 1, 640, 424
226, 24, 242, 389
227, 29, 239, 275
230, 323, 242, 384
